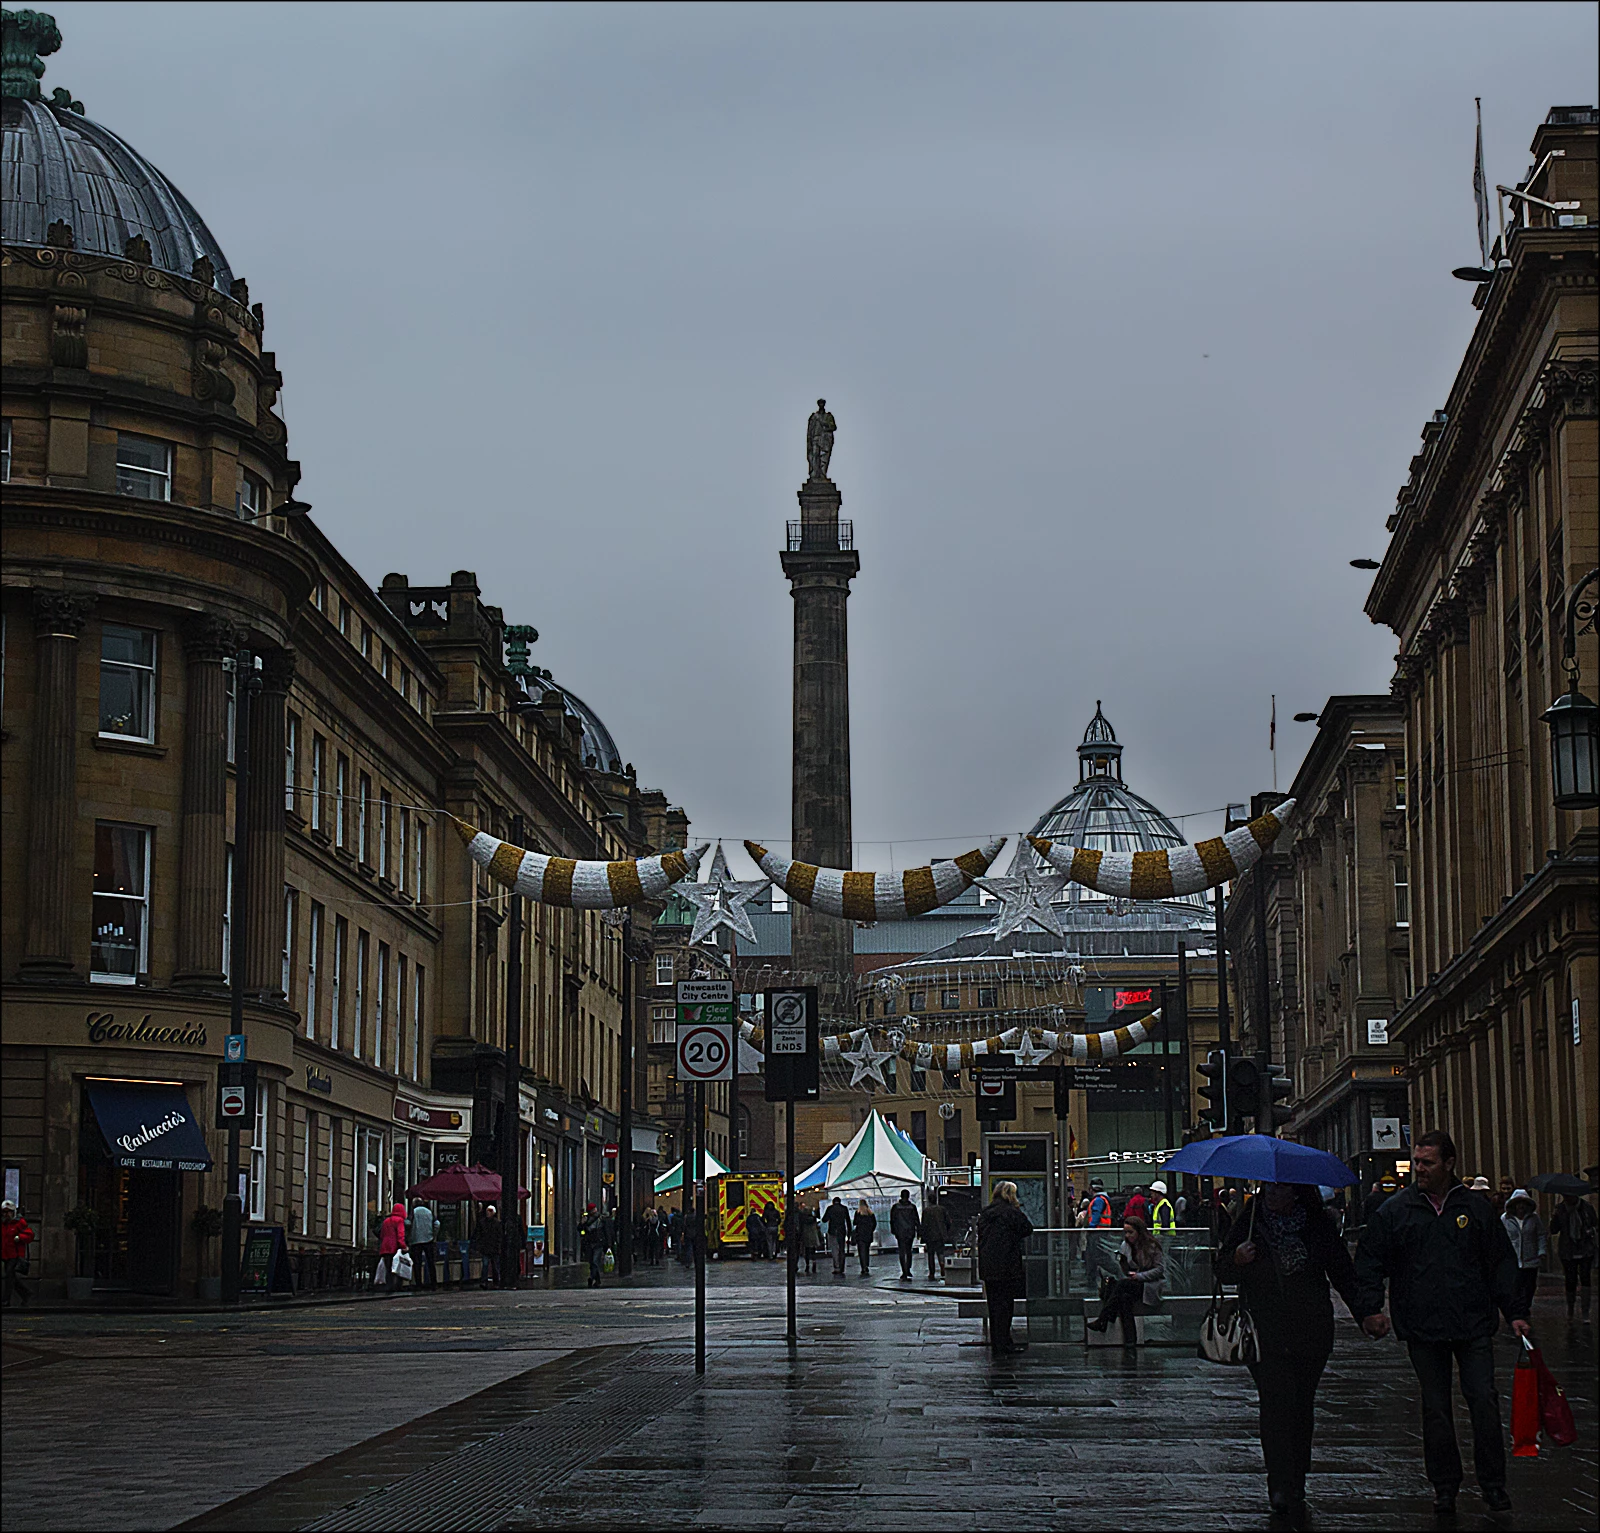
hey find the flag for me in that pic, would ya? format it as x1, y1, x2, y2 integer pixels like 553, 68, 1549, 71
1270, 695, 1276, 754
1474, 98, 1491, 267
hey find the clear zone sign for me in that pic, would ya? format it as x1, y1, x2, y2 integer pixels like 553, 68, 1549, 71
677, 1006, 734, 1082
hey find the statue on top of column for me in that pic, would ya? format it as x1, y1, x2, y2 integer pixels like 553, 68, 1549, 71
806, 399, 836, 482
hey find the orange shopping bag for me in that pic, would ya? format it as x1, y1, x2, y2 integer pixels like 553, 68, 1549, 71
1511, 1337, 1540, 1458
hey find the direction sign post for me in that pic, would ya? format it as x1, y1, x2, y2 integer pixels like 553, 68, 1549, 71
761, 987, 818, 1345
678, 980, 732, 1375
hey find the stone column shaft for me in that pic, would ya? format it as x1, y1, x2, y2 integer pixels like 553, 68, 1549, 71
243, 647, 293, 1000
175, 615, 234, 987
22, 590, 94, 978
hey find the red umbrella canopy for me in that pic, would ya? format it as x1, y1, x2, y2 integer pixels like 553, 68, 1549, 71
406, 1163, 530, 1202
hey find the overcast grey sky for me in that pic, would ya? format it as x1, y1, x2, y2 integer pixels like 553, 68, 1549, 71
50, 2, 1598, 869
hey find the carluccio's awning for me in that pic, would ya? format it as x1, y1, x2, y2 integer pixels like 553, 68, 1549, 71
86, 1080, 213, 1171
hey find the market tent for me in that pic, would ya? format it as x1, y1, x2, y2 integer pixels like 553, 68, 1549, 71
653, 1149, 731, 1193
827, 1109, 926, 1189
794, 1143, 843, 1191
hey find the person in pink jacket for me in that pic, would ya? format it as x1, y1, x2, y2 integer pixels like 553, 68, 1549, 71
378, 1202, 407, 1291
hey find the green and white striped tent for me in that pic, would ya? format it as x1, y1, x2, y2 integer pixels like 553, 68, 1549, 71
653, 1149, 731, 1194
826, 1108, 926, 1193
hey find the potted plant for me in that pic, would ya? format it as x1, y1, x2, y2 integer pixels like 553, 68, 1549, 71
63, 1204, 103, 1301
190, 1204, 224, 1301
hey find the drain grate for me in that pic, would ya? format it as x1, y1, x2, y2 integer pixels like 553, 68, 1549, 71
302, 1364, 702, 1533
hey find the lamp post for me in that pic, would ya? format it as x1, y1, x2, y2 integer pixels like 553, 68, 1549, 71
1543, 568, 1600, 812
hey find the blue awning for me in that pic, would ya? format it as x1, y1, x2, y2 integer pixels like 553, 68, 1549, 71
86, 1081, 214, 1172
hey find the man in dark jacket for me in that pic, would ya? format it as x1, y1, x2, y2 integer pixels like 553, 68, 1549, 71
921, 1196, 950, 1280
1354, 1130, 1530, 1517
890, 1190, 921, 1280
822, 1196, 852, 1277
977, 1182, 1033, 1355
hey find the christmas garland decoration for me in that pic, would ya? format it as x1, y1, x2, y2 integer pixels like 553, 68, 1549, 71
739, 1010, 1156, 1066
452, 817, 708, 909
744, 838, 1007, 920
1029, 800, 1294, 899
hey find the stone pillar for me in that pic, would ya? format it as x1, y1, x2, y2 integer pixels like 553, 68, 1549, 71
174, 614, 234, 988
244, 646, 294, 1001
781, 474, 860, 979
21, 590, 94, 979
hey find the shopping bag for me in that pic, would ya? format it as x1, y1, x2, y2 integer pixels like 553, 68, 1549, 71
1531, 1344, 1578, 1447
602, 1248, 616, 1275
373, 1257, 389, 1287
1511, 1341, 1540, 1457
392, 1250, 414, 1283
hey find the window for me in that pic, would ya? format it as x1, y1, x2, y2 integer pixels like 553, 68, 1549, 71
911, 1110, 927, 1151
400, 664, 412, 705
375, 942, 389, 1068
911, 1067, 926, 1092
354, 929, 368, 1059
99, 625, 157, 740
398, 808, 410, 894
313, 580, 326, 614
224, 659, 237, 764
656, 953, 675, 987
249, 1083, 268, 1221
92, 822, 150, 983
285, 714, 299, 815
335, 755, 349, 847
362, 625, 373, 665
310, 734, 325, 831
307, 902, 324, 1040
379, 791, 392, 879
115, 433, 171, 500
332, 916, 347, 1049
324, 1119, 337, 1239
977, 986, 998, 1008
1393, 758, 1406, 810
411, 965, 424, 1081
943, 1069, 962, 1089
358, 774, 372, 863
339, 601, 351, 640
941, 989, 960, 1010
236, 468, 267, 521
1, 418, 10, 481
908, 991, 926, 1013
415, 821, 428, 901
395, 956, 407, 1077
282, 886, 296, 1001
1393, 860, 1410, 928
652, 1004, 675, 1044
381, 646, 392, 683
222, 846, 233, 982
300, 1111, 315, 1235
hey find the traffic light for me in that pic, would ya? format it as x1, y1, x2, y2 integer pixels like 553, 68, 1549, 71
1259, 1054, 1293, 1133
1197, 1049, 1228, 1127
1228, 1055, 1263, 1126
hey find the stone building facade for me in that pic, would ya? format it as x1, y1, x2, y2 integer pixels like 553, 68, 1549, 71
1365, 107, 1598, 1185
1227, 702, 1412, 1191
0, 26, 684, 1297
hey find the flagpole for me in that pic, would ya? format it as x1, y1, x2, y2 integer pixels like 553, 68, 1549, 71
1270, 695, 1277, 792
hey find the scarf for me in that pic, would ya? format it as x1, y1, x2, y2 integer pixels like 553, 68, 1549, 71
1259, 1202, 1310, 1277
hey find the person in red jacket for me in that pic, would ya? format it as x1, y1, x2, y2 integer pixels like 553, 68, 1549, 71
377, 1202, 407, 1292
1, 1202, 36, 1308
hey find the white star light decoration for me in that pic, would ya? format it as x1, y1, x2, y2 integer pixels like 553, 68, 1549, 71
1007, 1030, 1056, 1068
675, 843, 770, 947
976, 836, 1070, 942
839, 1033, 895, 1089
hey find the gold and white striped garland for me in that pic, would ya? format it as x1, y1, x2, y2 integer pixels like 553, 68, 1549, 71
739, 1012, 1155, 1065
743, 838, 1007, 921
1029, 801, 1294, 899
452, 817, 708, 909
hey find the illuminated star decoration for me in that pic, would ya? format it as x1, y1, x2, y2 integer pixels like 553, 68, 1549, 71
838, 1032, 895, 1089
1007, 1029, 1056, 1068
975, 835, 1070, 942
675, 842, 770, 947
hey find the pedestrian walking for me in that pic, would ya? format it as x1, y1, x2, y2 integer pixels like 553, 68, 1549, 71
581, 1202, 607, 1287
377, 1201, 407, 1292
763, 1203, 782, 1256
798, 1203, 821, 1273
477, 1204, 502, 1287
409, 1201, 438, 1290
1361, 1174, 1400, 1228
1084, 1180, 1113, 1227
977, 1180, 1034, 1356
1221, 1182, 1365, 1522
1353, 1130, 1530, 1517
1, 1202, 35, 1308
921, 1194, 950, 1280
1123, 1185, 1149, 1225
1148, 1180, 1176, 1234
823, 1196, 851, 1276
890, 1189, 920, 1280
1499, 1189, 1545, 1315
1491, 1174, 1516, 1220
852, 1199, 877, 1276
1087, 1214, 1164, 1346
747, 1207, 770, 1260
1550, 1189, 1597, 1321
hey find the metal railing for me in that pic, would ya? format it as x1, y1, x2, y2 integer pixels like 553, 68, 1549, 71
1020, 1227, 1220, 1344
786, 519, 853, 553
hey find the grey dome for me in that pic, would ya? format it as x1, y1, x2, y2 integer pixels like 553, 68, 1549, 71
542, 683, 622, 775
2, 95, 234, 292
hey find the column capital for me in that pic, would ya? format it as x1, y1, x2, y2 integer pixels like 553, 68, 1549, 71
258, 645, 297, 694
31, 588, 93, 638
180, 611, 239, 662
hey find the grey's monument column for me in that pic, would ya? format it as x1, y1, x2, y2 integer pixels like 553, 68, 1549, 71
782, 400, 859, 978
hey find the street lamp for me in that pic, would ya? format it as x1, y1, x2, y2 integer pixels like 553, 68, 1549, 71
1350, 559, 1381, 571
237, 498, 312, 524
1543, 568, 1600, 811
1293, 712, 1318, 723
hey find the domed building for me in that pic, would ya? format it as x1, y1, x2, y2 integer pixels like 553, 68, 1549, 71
1, 14, 691, 1299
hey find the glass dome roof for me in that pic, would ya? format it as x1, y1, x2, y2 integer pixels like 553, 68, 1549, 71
538, 683, 622, 775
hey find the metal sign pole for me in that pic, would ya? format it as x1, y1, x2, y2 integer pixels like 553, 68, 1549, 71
786, 1096, 797, 1345
221, 646, 253, 1307
695, 1079, 706, 1375
500, 814, 524, 1289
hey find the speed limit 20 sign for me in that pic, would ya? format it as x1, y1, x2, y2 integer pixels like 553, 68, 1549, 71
677, 980, 734, 1083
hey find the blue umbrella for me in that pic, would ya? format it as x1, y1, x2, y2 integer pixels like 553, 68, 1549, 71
1161, 1133, 1358, 1187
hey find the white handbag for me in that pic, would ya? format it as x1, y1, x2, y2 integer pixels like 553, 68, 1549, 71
1198, 1200, 1258, 1366
392, 1250, 414, 1282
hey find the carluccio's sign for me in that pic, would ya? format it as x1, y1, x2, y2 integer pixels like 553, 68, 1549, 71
86, 1011, 208, 1049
